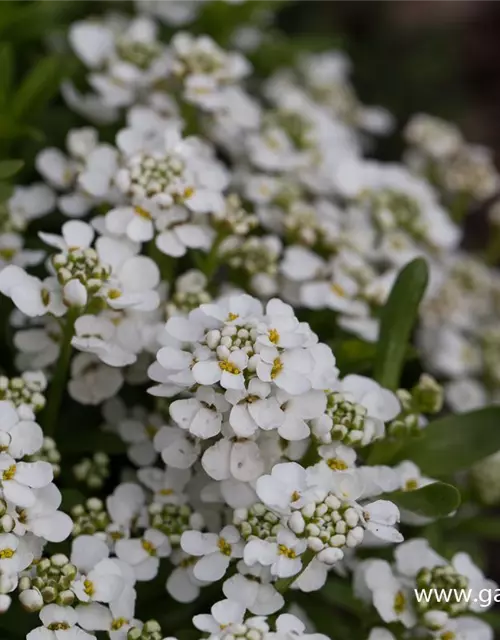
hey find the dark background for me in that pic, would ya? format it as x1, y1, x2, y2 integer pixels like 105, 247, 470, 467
281, 0, 500, 163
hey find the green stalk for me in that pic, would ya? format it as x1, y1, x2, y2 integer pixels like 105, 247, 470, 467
42, 308, 78, 437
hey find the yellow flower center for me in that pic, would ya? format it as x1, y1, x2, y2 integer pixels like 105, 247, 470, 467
2, 465, 16, 481
219, 360, 241, 375
41, 288, 51, 306
0, 548, 15, 559
393, 590, 406, 614
48, 623, 70, 631
278, 544, 296, 559
0, 248, 16, 260
217, 538, 232, 556
108, 288, 122, 299
268, 328, 280, 344
134, 206, 152, 220
330, 283, 346, 297
83, 579, 94, 596
159, 488, 174, 496
146, 424, 158, 439
111, 618, 129, 630
183, 186, 195, 199
291, 490, 301, 502
404, 479, 419, 491
227, 312, 239, 321
327, 458, 348, 471
141, 539, 157, 556
271, 357, 283, 379
441, 633, 455, 640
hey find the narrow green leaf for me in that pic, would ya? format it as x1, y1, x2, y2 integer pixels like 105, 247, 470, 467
12, 55, 68, 120
387, 482, 461, 518
394, 407, 500, 476
373, 258, 428, 389
0, 159, 23, 179
0, 42, 13, 108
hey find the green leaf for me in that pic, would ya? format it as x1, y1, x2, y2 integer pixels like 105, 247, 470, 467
394, 407, 500, 476
12, 55, 70, 121
457, 517, 500, 540
0, 42, 13, 108
0, 181, 13, 203
0, 159, 23, 179
373, 257, 428, 389
387, 482, 461, 518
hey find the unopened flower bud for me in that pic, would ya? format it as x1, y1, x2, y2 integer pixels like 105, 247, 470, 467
0, 514, 14, 533
63, 279, 87, 308
58, 589, 75, 606
19, 589, 44, 612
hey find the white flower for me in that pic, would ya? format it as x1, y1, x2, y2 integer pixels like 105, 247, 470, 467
136, 466, 190, 503
193, 599, 246, 635
202, 437, 264, 482
0, 454, 53, 508
15, 483, 73, 543
244, 528, 307, 578
68, 354, 124, 406
0, 533, 33, 575
222, 565, 284, 615
77, 587, 136, 638
256, 347, 313, 395
358, 500, 404, 543
225, 379, 283, 437
115, 528, 171, 581
0, 266, 65, 318
256, 462, 309, 513
358, 559, 416, 628
28, 605, 96, 640
153, 425, 200, 469
72, 558, 124, 604
169, 388, 230, 439
106, 483, 145, 531
180, 525, 243, 582
72, 316, 137, 368
0, 401, 43, 459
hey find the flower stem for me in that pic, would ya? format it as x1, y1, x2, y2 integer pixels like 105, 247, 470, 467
42, 308, 79, 437
274, 548, 315, 594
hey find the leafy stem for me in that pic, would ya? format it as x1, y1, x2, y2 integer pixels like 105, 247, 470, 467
42, 307, 79, 437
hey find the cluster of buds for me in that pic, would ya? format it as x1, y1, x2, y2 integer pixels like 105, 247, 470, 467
289, 493, 363, 562
0, 499, 15, 533
233, 503, 280, 541
0, 372, 47, 413
18, 554, 77, 611
148, 502, 203, 546
71, 498, 110, 537
127, 619, 163, 640
123, 152, 190, 203
116, 37, 161, 70
220, 235, 281, 277
313, 391, 370, 447
415, 564, 469, 624
52, 248, 111, 294
73, 452, 110, 489
389, 374, 443, 437
360, 188, 426, 240
212, 194, 258, 236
